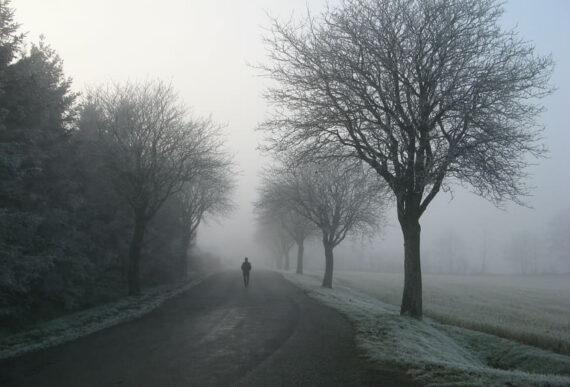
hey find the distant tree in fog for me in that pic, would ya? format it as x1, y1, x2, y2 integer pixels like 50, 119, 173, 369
433, 230, 469, 275
81, 81, 217, 295
255, 182, 317, 274
480, 224, 490, 274
264, 159, 388, 288
174, 135, 235, 280
548, 210, 570, 272
505, 231, 540, 275
260, 0, 553, 317
254, 213, 295, 270
283, 211, 316, 274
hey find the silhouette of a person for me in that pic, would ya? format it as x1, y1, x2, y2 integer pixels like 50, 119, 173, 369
241, 257, 252, 287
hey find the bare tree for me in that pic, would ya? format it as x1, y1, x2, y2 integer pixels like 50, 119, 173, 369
283, 211, 315, 274
176, 143, 235, 279
82, 80, 215, 295
505, 230, 540, 275
255, 184, 317, 274
260, 0, 553, 317
548, 209, 570, 273
254, 213, 295, 270
266, 159, 387, 287
433, 229, 468, 274
480, 221, 490, 274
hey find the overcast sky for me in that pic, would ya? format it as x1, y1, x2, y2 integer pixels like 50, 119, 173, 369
15, 0, 570, 270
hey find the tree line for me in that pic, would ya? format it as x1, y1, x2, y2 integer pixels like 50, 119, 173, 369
0, 0, 234, 328
257, 0, 553, 318
422, 216, 570, 276
255, 158, 388, 287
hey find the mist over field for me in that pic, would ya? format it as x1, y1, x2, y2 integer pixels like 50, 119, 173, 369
13, 0, 570, 276
1, 0, 569, 385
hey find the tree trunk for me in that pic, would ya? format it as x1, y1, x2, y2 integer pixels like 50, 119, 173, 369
322, 240, 334, 288
399, 215, 422, 318
284, 249, 290, 271
296, 239, 304, 274
128, 213, 146, 296
180, 233, 192, 281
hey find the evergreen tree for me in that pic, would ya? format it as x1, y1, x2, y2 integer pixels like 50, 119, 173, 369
0, 3, 82, 324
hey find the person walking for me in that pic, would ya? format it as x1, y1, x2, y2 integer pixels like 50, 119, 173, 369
241, 257, 252, 287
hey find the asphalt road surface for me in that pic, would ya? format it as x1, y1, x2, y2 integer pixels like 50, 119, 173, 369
0, 271, 413, 386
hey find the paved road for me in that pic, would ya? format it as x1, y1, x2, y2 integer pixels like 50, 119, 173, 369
0, 271, 412, 386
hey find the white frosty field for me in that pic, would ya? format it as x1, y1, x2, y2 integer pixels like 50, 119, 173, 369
333, 272, 570, 354
283, 272, 570, 386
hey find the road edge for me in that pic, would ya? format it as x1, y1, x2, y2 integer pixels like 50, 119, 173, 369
0, 272, 213, 361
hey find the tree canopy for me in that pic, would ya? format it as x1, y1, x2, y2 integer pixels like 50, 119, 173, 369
260, 0, 553, 317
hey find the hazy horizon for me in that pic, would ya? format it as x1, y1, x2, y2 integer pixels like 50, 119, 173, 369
16, 0, 570, 274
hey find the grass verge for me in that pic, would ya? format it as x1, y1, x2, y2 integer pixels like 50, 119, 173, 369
283, 272, 570, 386
335, 271, 570, 355
0, 274, 209, 361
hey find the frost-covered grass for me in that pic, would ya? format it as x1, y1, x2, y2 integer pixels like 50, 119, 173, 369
0, 275, 208, 361
333, 271, 570, 354
283, 272, 570, 386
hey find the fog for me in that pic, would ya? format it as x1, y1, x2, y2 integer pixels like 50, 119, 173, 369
16, 0, 570, 274
3, 1, 570, 384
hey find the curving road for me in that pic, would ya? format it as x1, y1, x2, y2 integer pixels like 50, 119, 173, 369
0, 271, 412, 386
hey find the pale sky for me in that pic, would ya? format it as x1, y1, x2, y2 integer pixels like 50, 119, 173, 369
15, 0, 570, 271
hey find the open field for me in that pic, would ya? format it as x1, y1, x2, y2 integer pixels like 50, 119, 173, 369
333, 271, 570, 354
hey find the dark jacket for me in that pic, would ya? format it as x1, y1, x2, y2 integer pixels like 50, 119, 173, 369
241, 261, 251, 273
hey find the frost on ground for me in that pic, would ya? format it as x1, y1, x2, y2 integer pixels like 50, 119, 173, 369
334, 271, 570, 354
283, 273, 570, 386
0, 274, 209, 361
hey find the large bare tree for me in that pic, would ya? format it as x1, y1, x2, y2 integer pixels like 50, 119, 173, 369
82, 80, 216, 295
266, 159, 386, 287
260, 0, 553, 317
